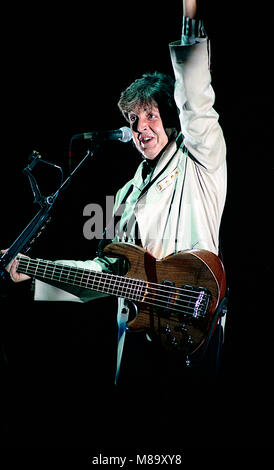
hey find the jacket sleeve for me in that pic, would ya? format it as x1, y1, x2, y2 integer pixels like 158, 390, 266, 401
169, 18, 226, 172
34, 185, 132, 303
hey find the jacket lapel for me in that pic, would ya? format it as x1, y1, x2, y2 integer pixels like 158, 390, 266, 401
136, 133, 183, 203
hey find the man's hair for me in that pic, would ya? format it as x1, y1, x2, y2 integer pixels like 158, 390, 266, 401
118, 71, 180, 130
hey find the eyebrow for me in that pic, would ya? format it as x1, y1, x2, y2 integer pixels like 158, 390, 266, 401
129, 106, 159, 116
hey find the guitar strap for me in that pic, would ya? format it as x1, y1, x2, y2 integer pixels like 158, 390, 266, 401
95, 185, 135, 384
115, 299, 131, 384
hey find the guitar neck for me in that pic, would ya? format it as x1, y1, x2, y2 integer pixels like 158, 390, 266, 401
17, 255, 146, 302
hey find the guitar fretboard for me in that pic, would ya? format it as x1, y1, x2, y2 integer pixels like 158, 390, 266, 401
17, 255, 147, 302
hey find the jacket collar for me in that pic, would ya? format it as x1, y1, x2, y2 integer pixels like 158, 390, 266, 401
132, 131, 183, 191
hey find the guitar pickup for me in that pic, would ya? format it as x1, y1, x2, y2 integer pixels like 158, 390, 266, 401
158, 280, 176, 318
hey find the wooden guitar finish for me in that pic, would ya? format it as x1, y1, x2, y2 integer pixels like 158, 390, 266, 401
104, 243, 226, 355
17, 242, 226, 356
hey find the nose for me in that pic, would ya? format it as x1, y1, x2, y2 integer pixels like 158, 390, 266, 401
137, 115, 148, 133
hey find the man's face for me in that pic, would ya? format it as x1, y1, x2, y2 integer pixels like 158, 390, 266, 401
128, 105, 168, 160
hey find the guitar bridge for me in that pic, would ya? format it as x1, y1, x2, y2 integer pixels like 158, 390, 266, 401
193, 286, 211, 319
179, 285, 212, 321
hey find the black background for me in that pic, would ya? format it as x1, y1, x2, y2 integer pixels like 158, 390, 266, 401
0, 0, 273, 464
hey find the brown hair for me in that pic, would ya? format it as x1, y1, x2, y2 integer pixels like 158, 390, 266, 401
118, 71, 180, 130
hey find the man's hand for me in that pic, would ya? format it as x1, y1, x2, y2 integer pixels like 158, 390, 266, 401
1, 249, 31, 283
183, 0, 197, 18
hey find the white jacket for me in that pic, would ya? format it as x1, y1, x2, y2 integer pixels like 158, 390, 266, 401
35, 34, 226, 303
34, 24, 227, 376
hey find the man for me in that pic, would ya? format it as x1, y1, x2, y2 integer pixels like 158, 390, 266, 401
4, 0, 227, 388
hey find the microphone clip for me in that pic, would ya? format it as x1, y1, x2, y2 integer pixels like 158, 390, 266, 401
23, 150, 63, 208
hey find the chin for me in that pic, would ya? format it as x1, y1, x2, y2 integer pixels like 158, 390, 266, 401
144, 153, 158, 160
141, 146, 159, 160
134, 140, 159, 160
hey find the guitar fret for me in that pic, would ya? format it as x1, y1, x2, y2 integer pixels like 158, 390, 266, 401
128, 279, 135, 299
47, 262, 54, 279
50, 263, 55, 280
58, 264, 64, 281
101, 272, 108, 292
117, 276, 126, 297
61, 265, 71, 284
120, 277, 127, 298
105, 274, 112, 293
135, 280, 144, 301
41, 260, 48, 278
77, 269, 85, 286
132, 280, 137, 300
106, 274, 116, 295
109, 275, 116, 295
137, 280, 144, 301
87, 271, 101, 291
117, 276, 124, 295
33, 260, 39, 277
25, 257, 31, 275
82, 270, 89, 288
65, 265, 72, 283
88, 271, 96, 290
72, 267, 79, 285
96, 272, 103, 292
129, 279, 135, 298
80, 269, 89, 288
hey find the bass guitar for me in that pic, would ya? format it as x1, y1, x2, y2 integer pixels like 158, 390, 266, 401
16, 242, 226, 355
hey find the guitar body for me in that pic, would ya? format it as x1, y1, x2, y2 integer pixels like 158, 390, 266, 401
104, 242, 226, 355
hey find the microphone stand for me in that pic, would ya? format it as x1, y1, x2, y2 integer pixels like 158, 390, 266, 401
0, 147, 95, 282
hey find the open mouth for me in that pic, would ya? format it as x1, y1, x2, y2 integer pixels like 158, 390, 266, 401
139, 135, 154, 147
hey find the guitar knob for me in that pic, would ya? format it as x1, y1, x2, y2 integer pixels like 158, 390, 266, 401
174, 323, 188, 333
163, 333, 178, 348
185, 356, 191, 367
187, 335, 194, 345
171, 336, 178, 346
160, 323, 171, 335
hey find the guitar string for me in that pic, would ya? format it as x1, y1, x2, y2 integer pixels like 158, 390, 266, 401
17, 257, 206, 311
18, 257, 207, 298
16, 276, 205, 319
16, 257, 209, 316
16, 256, 203, 302
17, 257, 210, 316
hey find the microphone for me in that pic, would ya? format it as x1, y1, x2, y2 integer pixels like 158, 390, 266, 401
72, 126, 132, 143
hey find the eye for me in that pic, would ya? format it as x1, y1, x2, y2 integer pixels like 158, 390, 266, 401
129, 114, 137, 122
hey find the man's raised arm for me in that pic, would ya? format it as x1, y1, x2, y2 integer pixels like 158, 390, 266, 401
169, 0, 226, 172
